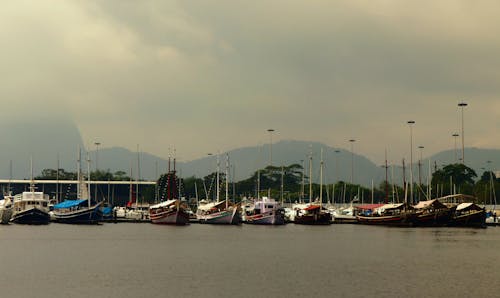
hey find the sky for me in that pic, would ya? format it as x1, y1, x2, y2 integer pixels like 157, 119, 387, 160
2, 0, 500, 165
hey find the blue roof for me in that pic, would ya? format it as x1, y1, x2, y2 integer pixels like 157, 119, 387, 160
53, 199, 87, 209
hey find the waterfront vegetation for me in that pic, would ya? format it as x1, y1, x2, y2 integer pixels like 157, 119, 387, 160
6, 163, 497, 206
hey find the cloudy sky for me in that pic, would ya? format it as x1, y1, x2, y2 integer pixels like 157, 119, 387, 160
2, 0, 500, 164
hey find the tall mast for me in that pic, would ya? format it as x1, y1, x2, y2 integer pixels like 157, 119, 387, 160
136, 144, 140, 208
8, 160, 12, 195
86, 152, 91, 209
280, 166, 284, 206
29, 156, 35, 192
385, 149, 389, 204
56, 153, 60, 203
225, 153, 229, 209
257, 169, 260, 200
319, 148, 323, 208
77, 147, 82, 199
402, 159, 407, 204
216, 152, 220, 202
301, 160, 305, 203
309, 147, 313, 203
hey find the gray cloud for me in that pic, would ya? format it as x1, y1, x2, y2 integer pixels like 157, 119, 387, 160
2, 0, 500, 165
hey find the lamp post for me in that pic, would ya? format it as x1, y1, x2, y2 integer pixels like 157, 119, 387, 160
458, 102, 468, 164
349, 139, 356, 184
407, 121, 415, 204
267, 129, 275, 167
452, 133, 459, 163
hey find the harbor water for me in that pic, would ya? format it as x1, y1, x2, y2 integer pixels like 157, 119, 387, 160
0, 223, 499, 298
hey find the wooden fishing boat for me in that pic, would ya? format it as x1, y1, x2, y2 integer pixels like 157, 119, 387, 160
413, 199, 452, 227
356, 203, 416, 226
448, 202, 486, 228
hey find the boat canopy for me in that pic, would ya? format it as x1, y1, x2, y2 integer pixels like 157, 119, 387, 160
414, 199, 447, 210
356, 204, 384, 210
378, 203, 406, 210
197, 200, 227, 211
456, 202, 483, 211
304, 205, 320, 211
150, 199, 177, 209
53, 199, 87, 209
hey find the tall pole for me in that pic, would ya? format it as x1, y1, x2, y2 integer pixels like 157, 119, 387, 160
94, 142, 100, 201
349, 140, 355, 184
458, 102, 468, 164
267, 129, 275, 167
320, 148, 323, 207
309, 146, 313, 203
452, 133, 459, 163
418, 145, 424, 202
407, 120, 415, 204
334, 150, 340, 182
300, 159, 305, 203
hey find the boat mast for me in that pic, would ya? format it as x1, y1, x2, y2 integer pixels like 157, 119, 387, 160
56, 153, 60, 203
301, 159, 305, 203
319, 148, 323, 208
225, 153, 229, 209
309, 147, 313, 203
216, 152, 220, 202
136, 144, 140, 208
385, 149, 389, 204
257, 169, 260, 200
77, 147, 81, 199
280, 165, 284, 206
29, 156, 35, 193
86, 151, 91, 209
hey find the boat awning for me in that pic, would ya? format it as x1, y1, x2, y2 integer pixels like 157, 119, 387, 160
356, 204, 384, 210
304, 205, 320, 211
53, 199, 87, 209
414, 199, 447, 210
150, 199, 177, 209
456, 202, 483, 211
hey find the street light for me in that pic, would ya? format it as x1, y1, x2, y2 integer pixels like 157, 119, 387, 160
452, 133, 459, 163
407, 120, 415, 204
267, 129, 275, 167
349, 139, 356, 184
458, 102, 468, 164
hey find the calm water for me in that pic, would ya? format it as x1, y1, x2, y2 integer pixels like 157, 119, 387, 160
0, 223, 499, 298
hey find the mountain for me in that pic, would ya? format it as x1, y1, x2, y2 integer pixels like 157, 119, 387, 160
1, 118, 498, 187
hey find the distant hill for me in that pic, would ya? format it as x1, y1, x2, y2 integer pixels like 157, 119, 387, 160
1, 119, 499, 187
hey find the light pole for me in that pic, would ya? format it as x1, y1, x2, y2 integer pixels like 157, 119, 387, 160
458, 102, 468, 164
267, 129, 275, 167
407, 120, 415, 204
349, 139, 356, 184
452, 133, 459, 163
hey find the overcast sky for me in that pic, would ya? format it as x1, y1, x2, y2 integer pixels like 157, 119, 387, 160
2, 0, 500, 164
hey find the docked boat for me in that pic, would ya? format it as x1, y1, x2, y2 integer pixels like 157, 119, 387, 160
448, 202, 486, 228
0, 195, 14, 224
244, 196, 285, 225
294, 203, 332, 225
294, 149, 331, 225
11, 191, 50, 225
149, 199, 190, 225
52, 199, 102, 224
356, 203, 416, 226
197, 200, 241, 224
413, 199, 452, 227
332, 206, 357, 224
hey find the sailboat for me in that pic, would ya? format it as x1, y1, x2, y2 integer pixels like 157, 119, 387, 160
52, 150, 102, 224
11, 158, 51, 225
196, 154, 241, 224
149, 156, 190, 225
294, 148, 332, 225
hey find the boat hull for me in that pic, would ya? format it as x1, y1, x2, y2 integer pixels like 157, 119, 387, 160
356, 214, 416, 227
150, 210, 189, 225
198, 208, 241, 225
11, 207, 50, 225
448, 210, 486, 228
245, 211, 285, 225
414, 210, 452, 227
295, 212, 332, 225
52, 204, 102, 224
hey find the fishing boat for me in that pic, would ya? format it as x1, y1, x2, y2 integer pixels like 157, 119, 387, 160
356, 203, 416, 226
0, 194, 14, 224
196, 154, 241, 224
52, 150, 102, 224
11, 191, 51, 225
149, 163, 189, 225
11, 159, 51, 225
448, 202, 486, 228
413, 199, 452, 227
244, 196, 285, 225
294, 148, 332, 225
